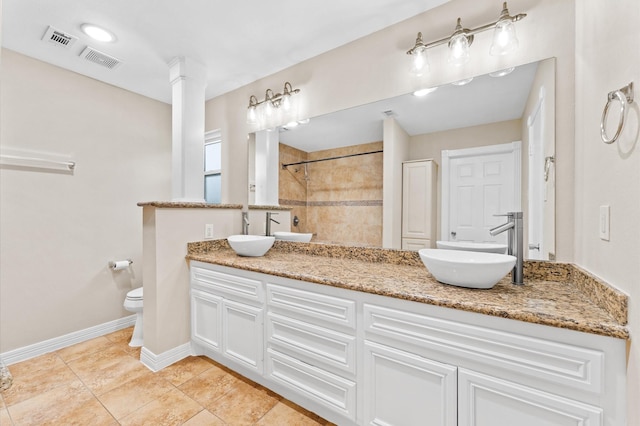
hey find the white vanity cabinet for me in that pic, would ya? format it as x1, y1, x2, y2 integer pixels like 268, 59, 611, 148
189, 261, 626, 426
190, 264, 264, 374
402, 159, 437, 250
265, 280, 358, 422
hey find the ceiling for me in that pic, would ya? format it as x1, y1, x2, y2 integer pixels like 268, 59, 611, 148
279, 61, 539, 152
2, 0, 449, 104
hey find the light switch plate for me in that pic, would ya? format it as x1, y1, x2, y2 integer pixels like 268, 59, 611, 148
205, 223, 214, 239
599, 205, 610, 241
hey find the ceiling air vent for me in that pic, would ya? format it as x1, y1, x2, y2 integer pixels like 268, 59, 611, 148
80, 46, 122, 69
42, 26, 78, 49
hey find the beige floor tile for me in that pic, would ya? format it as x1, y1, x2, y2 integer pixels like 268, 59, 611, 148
210, 380, 279, 425
7, 379, 97, 425
97, 372, 175, 420
179, 364, 241, 409
3, 353, 59, 378
70, 349, 151, 396
256, 401, 327, 426
182, 409, 225, 426
104, 327, 134, 345
156, 356, 214, 387
118, 388, 202, 426
0, 406, 13, 426
39, 397, 118, 426
2, 356, 77, 407
56, 336, 115, 363
66, 345, 128, 374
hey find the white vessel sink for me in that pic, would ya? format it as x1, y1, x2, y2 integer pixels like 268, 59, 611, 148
227, 235, 275, 257
273, 231, 313, 243
436, 240, 507, 254
418, 249, 516, 289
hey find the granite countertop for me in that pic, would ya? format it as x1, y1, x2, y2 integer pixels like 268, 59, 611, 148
186, 240, 629, 340
138, 201, 243, 209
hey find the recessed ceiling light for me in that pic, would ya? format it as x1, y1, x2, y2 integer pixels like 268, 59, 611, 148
81, 24, 116, 43
413, 87, 438, 97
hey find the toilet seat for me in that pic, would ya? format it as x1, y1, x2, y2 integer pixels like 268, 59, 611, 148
126, 287, 143, 301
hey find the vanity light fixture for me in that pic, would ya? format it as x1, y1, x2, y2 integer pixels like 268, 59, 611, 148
80, 23, 116, 42
489, 67, 515, 77
247, 82, 301, 130
413, 87, 438, 97
407, 2, 526, 74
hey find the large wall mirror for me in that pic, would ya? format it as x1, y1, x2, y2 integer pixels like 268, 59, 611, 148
249, 58, 556, 260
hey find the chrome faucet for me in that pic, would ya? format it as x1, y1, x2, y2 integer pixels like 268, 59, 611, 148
265, 212, 279, 236
489, 211, 524, 285
242, 212, 250, 235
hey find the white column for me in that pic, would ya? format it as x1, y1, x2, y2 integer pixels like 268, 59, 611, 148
254, 129, 280, 206
169, 57, 207, 202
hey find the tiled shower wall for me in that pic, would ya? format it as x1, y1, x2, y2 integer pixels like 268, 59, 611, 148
279, 142, 383, 246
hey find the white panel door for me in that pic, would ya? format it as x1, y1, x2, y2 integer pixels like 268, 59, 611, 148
222, 299, 264, 374
364, 341, 457, 426
442, 142, 521, 244
458, 369, 602, 426
191, 289, 222, 353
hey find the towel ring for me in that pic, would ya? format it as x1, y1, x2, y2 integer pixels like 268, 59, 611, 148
600, 82, 634, 144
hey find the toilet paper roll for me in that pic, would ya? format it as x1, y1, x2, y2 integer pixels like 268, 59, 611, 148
110, 260, 131, 271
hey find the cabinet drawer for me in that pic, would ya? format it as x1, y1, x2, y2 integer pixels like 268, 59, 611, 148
266, 283, 356, 330
192, 266, 263, 303
267, 312, 356, 375
364, 304, 604, 393
266, 348, 356, 422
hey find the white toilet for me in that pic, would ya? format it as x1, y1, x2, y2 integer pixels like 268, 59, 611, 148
123, 287, 143, 347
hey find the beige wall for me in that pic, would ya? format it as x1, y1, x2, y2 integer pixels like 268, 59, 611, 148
575, 0, 640, 423
205, 0, 576, 261
0, 49, 172, 352
280, 142, 383, 246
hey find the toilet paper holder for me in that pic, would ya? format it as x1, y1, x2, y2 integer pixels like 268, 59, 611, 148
109, 259, 133, 270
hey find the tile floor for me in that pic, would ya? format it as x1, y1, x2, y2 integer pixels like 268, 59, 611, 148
0, 327, 334, 425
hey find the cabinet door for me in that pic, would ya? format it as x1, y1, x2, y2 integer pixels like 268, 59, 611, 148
402, 160, 437, 240
401, 237, 432, 251
222, 299, 264, 374
191, 289, 222, 353
364, 341, 457, 426
458, 369, 602, 426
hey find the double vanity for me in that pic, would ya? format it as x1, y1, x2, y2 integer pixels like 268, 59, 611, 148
186, 239, 628, 426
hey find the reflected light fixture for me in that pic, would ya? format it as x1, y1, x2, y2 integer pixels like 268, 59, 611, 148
247, 82, 301, 130
413, 87, 438, 97
81, 23, 116, 42
407, 2, 525, 73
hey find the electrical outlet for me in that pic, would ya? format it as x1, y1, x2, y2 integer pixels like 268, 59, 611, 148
599, 205, 610, 241
205, 223, 214, 239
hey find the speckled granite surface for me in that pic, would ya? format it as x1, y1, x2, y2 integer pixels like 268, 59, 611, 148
248, 205, 293, 211
187, 240, 629, 339
137, 201, 243, 209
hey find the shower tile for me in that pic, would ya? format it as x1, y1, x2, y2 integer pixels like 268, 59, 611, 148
210, 379, 279, 425
118, 388, 202, 426
97, 372, 174, 420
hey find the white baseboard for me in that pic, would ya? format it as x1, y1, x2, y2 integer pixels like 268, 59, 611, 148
140, 343, 193, 372
0, 315, 136, 366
